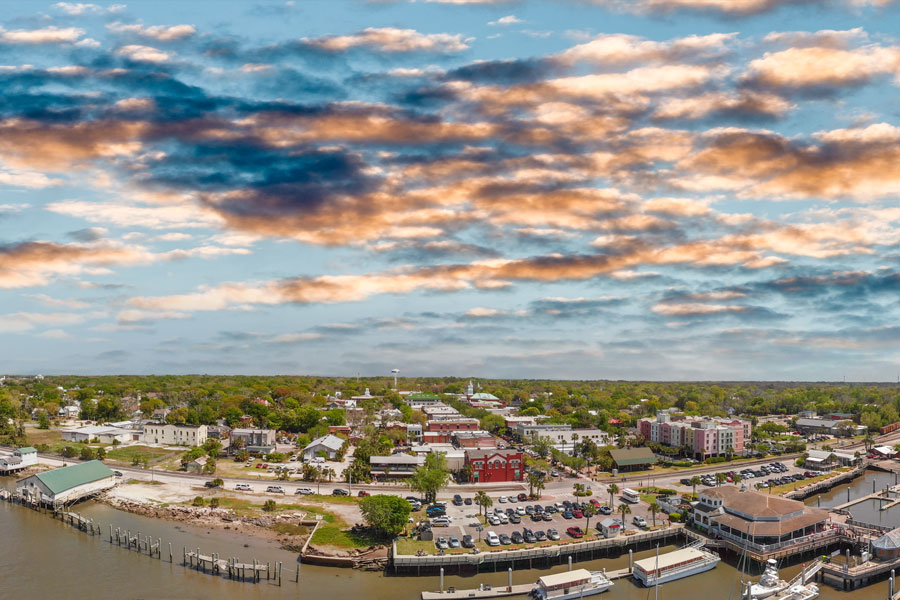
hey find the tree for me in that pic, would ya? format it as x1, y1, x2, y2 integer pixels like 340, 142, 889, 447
648, 501, 660, 526
690, 475, 701, 498
715, 472, 727, 486
407, 452, 450, 503
607, 483, 619, 509
533, 475, 545, 499
79, 446, 94, 461
583, 502, 598, 535
37, 411, 50, 429
263, 499, 277, 512
474, 490, 492, 519
360, 495, 411, 537
531, 435, 553, 458
96, 447, 106, 460
617, 503, 631, 523
235, 449, 249, 462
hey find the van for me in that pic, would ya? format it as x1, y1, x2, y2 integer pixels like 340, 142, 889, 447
486, 531, 500, 546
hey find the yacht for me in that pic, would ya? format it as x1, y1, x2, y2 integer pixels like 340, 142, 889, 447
530, 569, 613, 600
633, 546, 720, 586
775, 583, 819, 600
749, 559, 788, 599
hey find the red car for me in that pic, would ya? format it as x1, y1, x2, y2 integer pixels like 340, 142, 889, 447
573, 509, 584, 518
255, 464, 263, 468
566, 526, 584, 538
589, 498, 600, 505
357, 491, 371, 497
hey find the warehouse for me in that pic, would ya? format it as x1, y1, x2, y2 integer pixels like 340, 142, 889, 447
17, 460, 116, 507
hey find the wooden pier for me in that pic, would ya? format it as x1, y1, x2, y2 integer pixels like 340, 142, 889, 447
819, 554, 900, 590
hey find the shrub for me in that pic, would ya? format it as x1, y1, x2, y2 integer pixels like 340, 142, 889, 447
656, 488, 676, 496
263, 500, 277, 512
209, 498, 220, 508
668, 512, 681, 522
704, 456, 727, 464
192, 496, 205, 507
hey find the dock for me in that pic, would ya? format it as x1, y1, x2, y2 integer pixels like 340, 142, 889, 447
421, 567, 631, 600
819, 553, 900, 590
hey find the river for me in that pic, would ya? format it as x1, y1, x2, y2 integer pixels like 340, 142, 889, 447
0, 476, 893, 600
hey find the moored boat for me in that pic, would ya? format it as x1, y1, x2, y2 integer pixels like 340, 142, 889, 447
530, 568, 613, 600
749, 559, 787, 599
773, 583, 819, 600
632, 546, 720, 586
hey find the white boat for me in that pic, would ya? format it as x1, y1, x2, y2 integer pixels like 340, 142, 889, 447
633, 546, 720, 586
774, 583, 819, 600
530, 568, 613, 600
749, 559, 788, 599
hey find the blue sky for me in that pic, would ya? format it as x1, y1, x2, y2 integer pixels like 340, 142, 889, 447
2, 0, 900, 380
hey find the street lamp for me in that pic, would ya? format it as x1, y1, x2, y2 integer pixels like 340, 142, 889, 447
476, 524, 483, 542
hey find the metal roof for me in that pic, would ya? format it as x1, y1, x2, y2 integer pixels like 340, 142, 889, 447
17, 447, 37, 454
538, 569, 592, 588
33, 460, 115, 495
634, 547, 709, 571
874, 528, 900, 550
609, 447, 656, 466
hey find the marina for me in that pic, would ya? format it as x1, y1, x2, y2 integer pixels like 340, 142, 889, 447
632, 545, 721, 586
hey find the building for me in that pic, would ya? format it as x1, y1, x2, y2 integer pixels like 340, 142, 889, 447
61, 425, 138, 445
805, 449, 861, 470
598, 517, 622, 538
872, 529, 900, 560
452, 430, 499, 448
231, 428, 276, 454
302, 434, 345, 461
408, 444, 466, 471
638, 410, 751, 458
693, 486, 830, 551
795, 417, 864, 437
464, 448, 523, 483
514, 423, 610, 454
16, 460, 116, 507
142, 423, 208, 447
369, 453, 424, 478
186, 456, 208, 474
425, 418, 480, 434
0, 447, 37, 474
58, 405, 80, 419
422, 405, 461, 419
404, 393, 443, 408
609, 447, 656, 472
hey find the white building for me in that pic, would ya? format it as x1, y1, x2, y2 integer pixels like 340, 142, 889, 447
61, 426, 138, 445
17, 460, 116, 507
515, 423, 610, 454
142, 423, 208, 447
302, 434, 345, 461
0, 447, 37, 474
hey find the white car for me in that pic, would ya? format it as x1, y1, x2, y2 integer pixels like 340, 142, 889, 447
488, 515, 501, 526
235, 483, 253, 492
266, 485, 286, 494
498, 496, 507, 503
498, 513, 509, 524
431, 517, 452, 527
295, 488, 314, 495
633, 516, 648, 528
486, 531, 500, 546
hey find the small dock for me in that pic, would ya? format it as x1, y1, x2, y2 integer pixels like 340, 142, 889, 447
185, 549, 279, 583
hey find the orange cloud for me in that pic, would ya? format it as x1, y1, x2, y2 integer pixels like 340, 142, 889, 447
302, 27, 470, 53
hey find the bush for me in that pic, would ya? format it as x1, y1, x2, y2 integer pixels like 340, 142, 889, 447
192, 496, 205, 507
267, 453, 285, 463
704, 456, 727, 464
263, 500, 277, 512
209, 498, 220, 508
61, 446, 79, 459
671, 461, 693, 468
668, 512, 681, 522
656, 488, 676, 496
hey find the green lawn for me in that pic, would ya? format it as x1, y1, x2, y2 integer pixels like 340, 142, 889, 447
106, 445, 178, 464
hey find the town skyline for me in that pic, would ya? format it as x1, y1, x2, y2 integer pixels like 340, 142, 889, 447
2, 1, 900, 379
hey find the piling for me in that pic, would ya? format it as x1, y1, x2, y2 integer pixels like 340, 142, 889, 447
629, 549, 633, 571
508, 567, 513, 591
296, 561, 301, 583
440, 567, 444, 592
169, 542, 173, 563
568, 555, 573, 571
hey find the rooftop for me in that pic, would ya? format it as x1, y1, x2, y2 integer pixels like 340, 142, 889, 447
609, 447, 656, 466
30, 460, 115, 495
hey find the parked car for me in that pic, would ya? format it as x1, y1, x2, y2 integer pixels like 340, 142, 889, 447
464, 497, 473, 505
523, 528, 537, 543
509, 514, 521, 524
486, 531, 500, 546
499, 533, 512, 545
573, 509, 584, 519
266, 485, 285, 494
113, 471, 123, 477
633, 516, 648, 528
236, 483, 253, 492
507, 496, 517, 503
511, 531, 524, 544
332, 488, 349, 496
562, 511, 573, 519
598, 505, 611, 515
431, 517, 452, 527
357, 491, 371, 497
205, 481, 221, 488
436, 536, 449, 549
449, 536, 461, 548
453, 494, 463, 506
517, 493, 528, 501
566, 526, 585, 538
426, 506, 446, 517
547, 528, 560, 540
535, 530, 547, 541
498, 496, 507, 503
461, 534, 475, 548
294, 487, 313, 495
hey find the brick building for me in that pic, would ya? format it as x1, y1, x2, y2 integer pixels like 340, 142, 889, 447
464, 448, 523, 483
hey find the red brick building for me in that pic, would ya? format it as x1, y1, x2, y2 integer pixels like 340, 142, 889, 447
425, 419, 480, 433
465, 448, 523, 483
453, 431, 498, 448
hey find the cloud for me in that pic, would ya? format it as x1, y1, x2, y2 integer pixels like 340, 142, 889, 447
0, 311, 89, 333
488, 15, 523, 25
558, 32, 735, 66
26, 293, 92, 310
46, 200, 224, 230
53, 3, 125, 15
115, 44, 174, 63
0, 241, 148, 288
302, 27, 470, 53
588, 0, 898, 17
37, 329, 72, 339
108, 22, 197, 41
0, 26, 85, 45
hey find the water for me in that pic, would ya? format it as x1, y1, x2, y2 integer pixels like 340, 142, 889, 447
0, 477, 892, 600
804, 470, 900, 527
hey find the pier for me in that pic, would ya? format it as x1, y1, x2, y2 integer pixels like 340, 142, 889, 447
819, 554, 900, 590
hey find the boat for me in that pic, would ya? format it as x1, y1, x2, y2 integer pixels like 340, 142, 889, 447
749, 559, 788, 599
773, 583, 819, 600
632, 546, 720, 586
530, 568, 613, 600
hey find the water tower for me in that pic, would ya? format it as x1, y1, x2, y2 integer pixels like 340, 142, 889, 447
391, 368, 399, 390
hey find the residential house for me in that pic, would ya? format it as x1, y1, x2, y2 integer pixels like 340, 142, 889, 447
302, 434, 345, 461
0, 447, 37, 474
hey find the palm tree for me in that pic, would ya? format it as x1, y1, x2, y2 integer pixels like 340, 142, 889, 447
608, 483, 619, 510
528, 472, 543, 499
583, 502, 598, 536
325, 467, 336, 482
864, 433, 874, 452
617, 503, 631, 524
533, 475, 545, 499
690, 475, 701, 498
648, 501, 660, 526
715, 472, 727, 487
474, 491, 492, 520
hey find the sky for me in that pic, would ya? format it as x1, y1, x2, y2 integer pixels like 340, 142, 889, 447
1, 0, 900, 380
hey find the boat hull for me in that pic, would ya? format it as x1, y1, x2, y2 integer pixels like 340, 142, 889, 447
534, 582, 612, 600
634, 557, 720, 586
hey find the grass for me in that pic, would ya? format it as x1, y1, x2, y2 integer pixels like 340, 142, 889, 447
105, 445, 178, 464
24, 427, 63, 446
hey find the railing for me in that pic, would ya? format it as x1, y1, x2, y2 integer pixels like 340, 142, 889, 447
713, 527, 839, 554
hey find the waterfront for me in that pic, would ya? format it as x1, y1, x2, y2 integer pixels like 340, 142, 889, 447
0, 475, 895, 600
806, 470, 900, 527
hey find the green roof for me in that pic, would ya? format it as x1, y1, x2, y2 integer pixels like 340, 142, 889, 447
609, 447, 656, 467
17, 447, 37, 454
35, 460, 115, 494
407, 393, 441, 400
